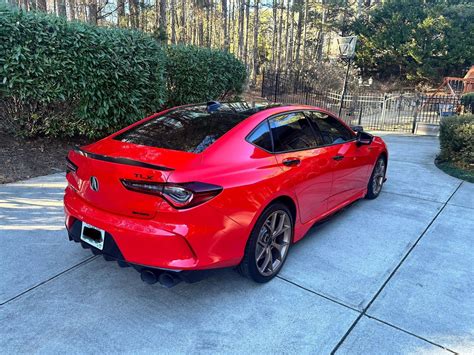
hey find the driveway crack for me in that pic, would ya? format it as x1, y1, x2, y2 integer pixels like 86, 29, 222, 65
0, 256, 98, 307
330, 181, 464, 354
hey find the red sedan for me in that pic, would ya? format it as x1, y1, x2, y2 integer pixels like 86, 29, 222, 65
64, 102, 388, 286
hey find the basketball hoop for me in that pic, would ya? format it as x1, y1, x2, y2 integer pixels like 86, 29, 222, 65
337, 36, 358, 59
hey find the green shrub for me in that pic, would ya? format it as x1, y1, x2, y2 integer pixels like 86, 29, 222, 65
460, 92, 474, 114
0, 7, 166, 137
438, 115, 474, 170
166, 45, 247, 106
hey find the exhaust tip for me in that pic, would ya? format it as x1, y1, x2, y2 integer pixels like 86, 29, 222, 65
140, 270, 158, 285
159, 273, 182, 288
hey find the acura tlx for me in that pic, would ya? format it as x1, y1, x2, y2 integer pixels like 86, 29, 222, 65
64, 102, 388, 287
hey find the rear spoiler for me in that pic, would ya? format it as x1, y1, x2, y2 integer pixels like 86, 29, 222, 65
73, 148, 174, 171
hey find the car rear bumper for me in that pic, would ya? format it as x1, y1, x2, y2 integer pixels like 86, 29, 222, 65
64, 187, 247, 271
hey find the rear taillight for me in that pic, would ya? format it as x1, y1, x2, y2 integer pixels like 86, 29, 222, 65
121, 180, 222, 209
66, 157, 78, 174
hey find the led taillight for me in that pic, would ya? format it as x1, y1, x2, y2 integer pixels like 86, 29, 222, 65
121, 179, 222, 209
66, 157, 78, 174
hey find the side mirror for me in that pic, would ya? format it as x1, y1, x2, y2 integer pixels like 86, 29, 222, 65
351, 125, 364, 133
356, 131, 373, 146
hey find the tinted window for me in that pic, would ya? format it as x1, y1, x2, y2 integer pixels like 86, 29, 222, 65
114, 102, 277, 153
307, 111, 354, 145
269, 112, 318, 152
248, 121, 272, 151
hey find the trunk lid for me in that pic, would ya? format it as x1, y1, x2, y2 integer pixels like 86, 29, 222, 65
67, 139, 198, 219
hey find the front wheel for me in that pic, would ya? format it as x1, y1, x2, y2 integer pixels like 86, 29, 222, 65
366, 156, 386, 199
237, 203, 293, 283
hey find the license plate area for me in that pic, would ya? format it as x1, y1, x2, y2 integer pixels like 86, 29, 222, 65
80, 222, 105, 250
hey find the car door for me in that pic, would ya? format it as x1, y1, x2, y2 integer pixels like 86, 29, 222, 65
268, 111, 333, 224
305, 110, 372, 210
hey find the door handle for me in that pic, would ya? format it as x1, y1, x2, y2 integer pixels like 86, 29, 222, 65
282, 158, 301, 167
332, 155, 345, 161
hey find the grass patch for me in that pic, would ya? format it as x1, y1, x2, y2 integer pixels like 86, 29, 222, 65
435, 159, 474, 183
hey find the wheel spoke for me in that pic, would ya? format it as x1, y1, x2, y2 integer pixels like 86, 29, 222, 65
261, 248, 272, 273
256, 245, 267, 262
271, 241, 289, 260
273, 213, 286, 236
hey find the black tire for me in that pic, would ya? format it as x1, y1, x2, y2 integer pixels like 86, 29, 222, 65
237, 202, 293, 283
366, 156, 386, 200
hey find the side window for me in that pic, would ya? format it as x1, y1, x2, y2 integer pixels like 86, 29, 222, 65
247, 121, 273, 151
269, 112, 318, 152
307, 111, 354, 145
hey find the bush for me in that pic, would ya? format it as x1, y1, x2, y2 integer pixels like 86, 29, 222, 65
438, 115, 474, 170
0, 8, 247, 138
0, 7, 166, 137
460, 92, 474, 114
166, 45, 247, 106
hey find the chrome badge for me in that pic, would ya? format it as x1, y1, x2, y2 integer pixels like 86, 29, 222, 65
90, 176, 99, 192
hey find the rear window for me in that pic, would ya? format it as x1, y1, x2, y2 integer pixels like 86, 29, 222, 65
114, 102, 277, 153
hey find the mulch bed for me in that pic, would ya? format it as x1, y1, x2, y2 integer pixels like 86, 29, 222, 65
0, 133, 90, 184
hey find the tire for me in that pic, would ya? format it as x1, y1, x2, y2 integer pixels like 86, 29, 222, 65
237, 202, 293, 283
366, 156, 386, 200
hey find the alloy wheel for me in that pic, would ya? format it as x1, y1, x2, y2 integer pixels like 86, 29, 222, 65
372, 159, 386, 195
255, 210, 291, 277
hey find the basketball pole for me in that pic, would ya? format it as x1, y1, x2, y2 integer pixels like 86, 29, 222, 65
338, 58, 351, 117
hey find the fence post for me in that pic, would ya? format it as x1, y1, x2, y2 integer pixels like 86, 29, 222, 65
261, 68, 265, 98
274, 71, 280, 103
380, 93, 387, 128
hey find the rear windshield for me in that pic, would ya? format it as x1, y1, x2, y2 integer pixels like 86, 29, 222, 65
114, 102, 277, 153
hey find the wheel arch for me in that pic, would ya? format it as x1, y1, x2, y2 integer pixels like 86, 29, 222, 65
266, 195, 297, 226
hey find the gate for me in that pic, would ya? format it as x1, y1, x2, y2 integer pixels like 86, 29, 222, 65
261, 71, 461, 133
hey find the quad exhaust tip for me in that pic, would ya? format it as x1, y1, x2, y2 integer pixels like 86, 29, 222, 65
140, 269, 182, 288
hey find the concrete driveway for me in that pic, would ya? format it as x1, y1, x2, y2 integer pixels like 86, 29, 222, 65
0, 134, 472, 354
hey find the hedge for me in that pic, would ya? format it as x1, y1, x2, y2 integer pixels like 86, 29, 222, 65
0, 7, 247, 138
460, 92, 474, 114
438, 115, 474, 170
166, 45, 247, 106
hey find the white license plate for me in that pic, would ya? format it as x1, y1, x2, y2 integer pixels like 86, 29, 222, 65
80, 222, 105, 250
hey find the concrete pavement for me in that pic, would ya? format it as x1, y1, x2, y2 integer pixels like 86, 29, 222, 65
0, 134, 472, 354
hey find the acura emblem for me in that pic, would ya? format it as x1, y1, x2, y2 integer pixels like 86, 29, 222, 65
90, 176, 99, 192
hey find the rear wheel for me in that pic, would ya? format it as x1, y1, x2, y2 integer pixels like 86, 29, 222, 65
366, 156, 386, 199
238, 203, 293, 283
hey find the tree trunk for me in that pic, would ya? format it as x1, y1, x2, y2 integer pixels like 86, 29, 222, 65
180, 0, 186, 43
276, 0, 284, 70
284, 0, 290, 70
170, 0, 176, 44
238, 0, 244, 58
58, 0, 67, 17
300, 0, 308, 69
230, 0, 235, 52
271, 0, 277, 66
37, 0, 47, 11
317, 6, 326, 61
69, 0, 76, 20
287, 0, 295, 68
222, 0, 229, 51
243, 0, 250, 65
159, 0, 168, 42
130, 0, 139, 28
209, 0, 214, 47
88, 0, 98, 25
251, 0, 260, 86
295, 0, 303, 67
206, 4, 211, 47
117, 0, 125, 27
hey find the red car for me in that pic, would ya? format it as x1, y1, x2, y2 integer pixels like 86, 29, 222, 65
64, 102, 388, 286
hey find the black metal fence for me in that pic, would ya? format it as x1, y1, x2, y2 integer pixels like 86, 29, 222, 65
261, 71, 461, 133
